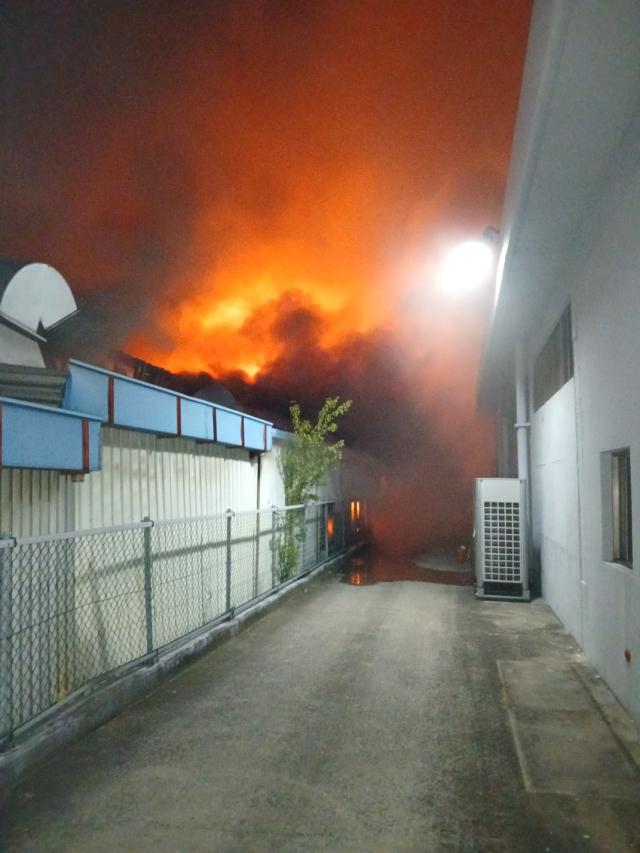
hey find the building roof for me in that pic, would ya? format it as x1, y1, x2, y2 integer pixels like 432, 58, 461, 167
479, 0, 640, 405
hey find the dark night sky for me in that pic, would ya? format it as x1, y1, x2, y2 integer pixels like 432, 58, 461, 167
1, 1, 533, 552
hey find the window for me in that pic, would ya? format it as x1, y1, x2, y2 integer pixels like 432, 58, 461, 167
602, 448, 633, 567
612, 449, 632, 566
533, 305, 574, 411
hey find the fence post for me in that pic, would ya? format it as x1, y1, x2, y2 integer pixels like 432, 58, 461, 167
271, 508, 277, 586
226, 510, 233, 613
142, 518, 154, 655
0, 539, 15, 750
253, 512, 260, 599
302, 505, 308, 571
324, 504, 329, 561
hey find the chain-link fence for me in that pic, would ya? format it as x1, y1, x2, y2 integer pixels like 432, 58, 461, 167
0, 500, 361, 749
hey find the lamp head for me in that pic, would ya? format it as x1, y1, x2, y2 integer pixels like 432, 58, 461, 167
437, 239, 494, 294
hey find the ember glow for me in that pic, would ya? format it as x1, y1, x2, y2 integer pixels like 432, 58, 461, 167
2, 1, 532, 553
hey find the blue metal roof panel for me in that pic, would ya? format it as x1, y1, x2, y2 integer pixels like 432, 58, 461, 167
0, 396, 101, 471
244, 417, 266, 451
65, 360, 273, 451
216, 408, 242, 446
113, 375, 177, 434
63, 360, 109, 420
180, 395, 214, 441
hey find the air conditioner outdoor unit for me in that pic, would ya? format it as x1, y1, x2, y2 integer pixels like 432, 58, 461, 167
475, 478, 530, 601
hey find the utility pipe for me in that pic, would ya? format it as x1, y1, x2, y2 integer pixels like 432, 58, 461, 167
515, 341, 532, 596
515, 342, 530, 482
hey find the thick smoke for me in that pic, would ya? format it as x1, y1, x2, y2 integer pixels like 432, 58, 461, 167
215, 288, 496, 553
1, 1, 531, 553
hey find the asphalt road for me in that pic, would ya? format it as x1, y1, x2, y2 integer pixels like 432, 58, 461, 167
1, 555, 639, 852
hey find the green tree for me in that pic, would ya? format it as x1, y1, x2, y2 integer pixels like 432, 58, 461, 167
279, 396, 352, 504
274, 397, 351, 580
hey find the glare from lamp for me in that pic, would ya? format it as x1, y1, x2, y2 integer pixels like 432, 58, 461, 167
437, 240, 494, 294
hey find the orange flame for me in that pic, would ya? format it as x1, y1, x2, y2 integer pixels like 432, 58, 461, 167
0, 1, 532, 554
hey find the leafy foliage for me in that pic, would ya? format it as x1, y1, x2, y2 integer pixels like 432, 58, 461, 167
274, 397, 351, 581
278, 396, 352, 506
273, 507, 306, 583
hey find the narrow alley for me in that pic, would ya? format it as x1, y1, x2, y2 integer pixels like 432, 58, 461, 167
1, 556, 639, 853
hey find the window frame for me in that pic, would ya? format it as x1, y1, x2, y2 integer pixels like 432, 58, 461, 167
533, 304, 574, 412
611, 448, 632, 567
602, 447, 633, 568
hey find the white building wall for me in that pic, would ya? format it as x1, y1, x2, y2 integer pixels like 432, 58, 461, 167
259, 440, 287, 509
569, 166, 640, 725
524, 162, 640, 726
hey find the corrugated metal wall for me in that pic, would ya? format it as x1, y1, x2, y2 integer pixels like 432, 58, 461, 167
0, 468, 72, 538
0, 428, 259, 538
74, 427, 259, 529
0, 427, 344, 539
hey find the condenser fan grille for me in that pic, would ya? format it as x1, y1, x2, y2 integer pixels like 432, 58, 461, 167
483, 500, 521, 582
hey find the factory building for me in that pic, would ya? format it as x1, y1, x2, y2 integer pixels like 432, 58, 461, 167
480, 1, 640, 726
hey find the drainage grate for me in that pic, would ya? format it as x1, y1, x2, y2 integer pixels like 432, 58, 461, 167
483, 501, 521, 582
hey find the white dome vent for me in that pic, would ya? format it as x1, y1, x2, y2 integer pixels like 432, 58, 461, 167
0, 261, 78, 367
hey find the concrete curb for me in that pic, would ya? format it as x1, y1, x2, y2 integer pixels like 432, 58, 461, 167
572, 657, 640, 772
0, 551, 351, 797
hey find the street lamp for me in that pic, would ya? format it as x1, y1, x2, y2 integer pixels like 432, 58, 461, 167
437, 240, 494, 294
437, 228, 498, 295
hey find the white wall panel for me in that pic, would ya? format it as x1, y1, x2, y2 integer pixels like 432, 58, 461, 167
259, 442, 286, 509
530, 379, 582, 644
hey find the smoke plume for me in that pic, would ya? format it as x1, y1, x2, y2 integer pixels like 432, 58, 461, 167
1, 1, 532, 553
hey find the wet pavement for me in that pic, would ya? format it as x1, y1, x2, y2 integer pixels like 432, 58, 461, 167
343, 551, 474, 587
1, 552, 639, 852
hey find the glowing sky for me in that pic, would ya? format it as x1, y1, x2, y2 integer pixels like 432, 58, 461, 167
1, 1, 533, 551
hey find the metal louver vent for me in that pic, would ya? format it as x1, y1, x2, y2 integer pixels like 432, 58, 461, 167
483, 500, 521, 582
533, 304, 574, 411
